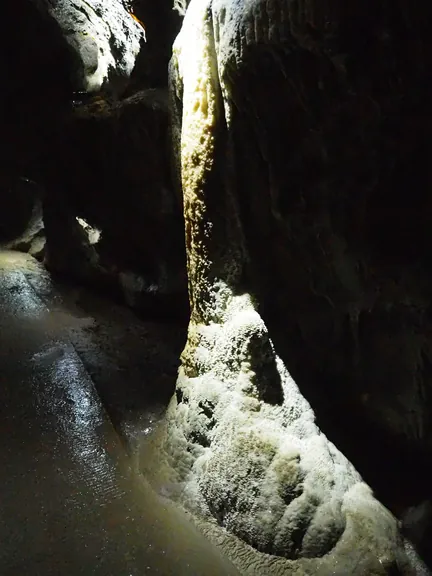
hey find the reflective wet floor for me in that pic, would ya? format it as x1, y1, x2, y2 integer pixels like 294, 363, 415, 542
0, 252, 239, 575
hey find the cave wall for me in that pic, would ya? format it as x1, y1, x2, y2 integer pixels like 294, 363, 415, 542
1, 0, 431, 568
146, 0, 432, 573
226, 1, 432, 508
165, 0, 432, 509
43, 89, 188, 316
126, 0, 184, 89
0, 0, 188, 317
0, 0, 74, 188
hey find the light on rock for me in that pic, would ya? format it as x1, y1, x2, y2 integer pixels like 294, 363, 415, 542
76, 217, 101, 245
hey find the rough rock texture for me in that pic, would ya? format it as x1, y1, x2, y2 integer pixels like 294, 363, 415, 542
30, 0, 145, 95
149, 0, 431, 573
221, 0, 432, 515
167, 0, 432, 513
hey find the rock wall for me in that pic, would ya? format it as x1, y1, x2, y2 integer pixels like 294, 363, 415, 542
149, 0, 432, 573
0, 0, 144, 180
30, 0, 145, 95
125, 0, 184, 89
43, 89, 188, 318
226, 0, 432, 512
1, 1, 431, 568
0, 0, 188, 317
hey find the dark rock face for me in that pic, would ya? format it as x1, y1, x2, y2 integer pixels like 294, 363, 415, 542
44, 89, 187, 317
0, 0, 74, 186
225, 0, 432, 510
0, 0, 75, 263
0, 0, 143, 183
0, 180, 39, 244
125, 0, 184, 89
0, 179, 45, 259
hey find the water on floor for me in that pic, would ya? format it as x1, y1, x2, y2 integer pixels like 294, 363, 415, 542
0, 251, 239, 575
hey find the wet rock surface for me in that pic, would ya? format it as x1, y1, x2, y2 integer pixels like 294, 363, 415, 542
50, 277, 187, 453
3, 251, 186, 458
0, 251, 239, 576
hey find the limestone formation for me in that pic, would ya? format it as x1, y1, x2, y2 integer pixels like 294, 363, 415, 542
148, 1, 430, 573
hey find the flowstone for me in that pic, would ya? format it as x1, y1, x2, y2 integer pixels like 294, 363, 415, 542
150, 0, 429, 574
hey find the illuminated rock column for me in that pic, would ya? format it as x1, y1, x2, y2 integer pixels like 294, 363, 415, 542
158, 1, 426, 574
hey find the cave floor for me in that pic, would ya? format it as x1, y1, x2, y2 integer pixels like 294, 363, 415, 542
0, 251, 238, 576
